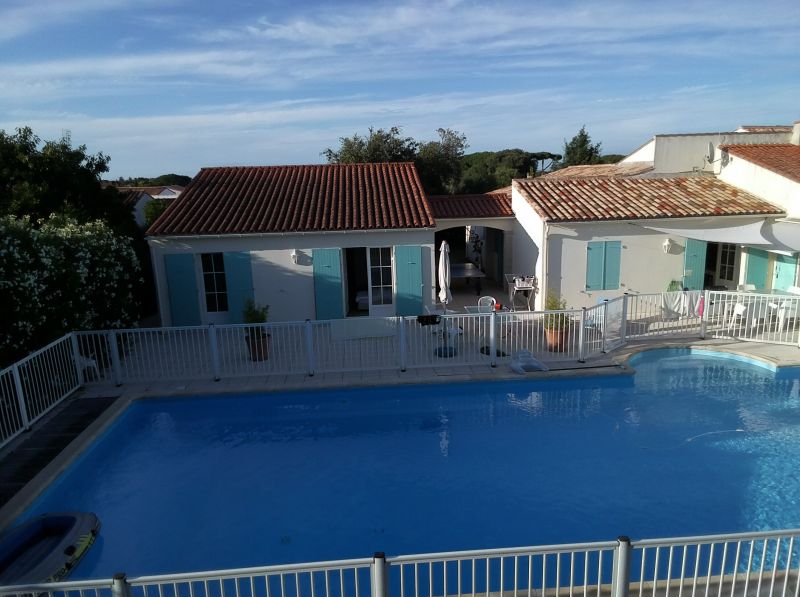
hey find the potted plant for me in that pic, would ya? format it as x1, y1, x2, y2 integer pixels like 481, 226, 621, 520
543, 292, 570, 352
243, 298, 270, 361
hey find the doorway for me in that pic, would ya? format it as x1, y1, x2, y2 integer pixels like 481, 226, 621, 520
343, 247, 395, 317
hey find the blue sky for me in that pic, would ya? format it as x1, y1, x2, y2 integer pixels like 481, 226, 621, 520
1, 0, 799, 178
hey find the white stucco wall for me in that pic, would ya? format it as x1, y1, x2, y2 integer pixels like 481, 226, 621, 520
149, 230, 435, 325
649, 132, 790, 174
717, 152, 800, 217
511, 187, 545, 308
621, 138, 655, 163
546, 221, 687, 309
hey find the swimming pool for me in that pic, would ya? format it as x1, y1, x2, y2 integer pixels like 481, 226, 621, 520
17, 349, 800, 579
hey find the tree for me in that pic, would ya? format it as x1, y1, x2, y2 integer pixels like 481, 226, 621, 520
0, 215, 141, 365
323, 126, 466, 194
458, 149, 561, 193
416, 128, 468, 194
0, 127, 135, 237
143, 199, 170, 227
322, 126, 418, 164
561, 125, 602, 167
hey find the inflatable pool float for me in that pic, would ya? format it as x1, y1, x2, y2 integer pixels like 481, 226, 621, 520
0, 512, 100, 584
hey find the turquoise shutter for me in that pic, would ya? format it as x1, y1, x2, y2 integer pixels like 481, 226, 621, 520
603, 241, 621, 290
746, 249, 769, 290
682, 239, 707, 291
163, 254, 201, 326
394, 245, 423, 316
585, 242, 605, 290
223, 252, 254, 323
312, 248, 345, 320
773, 254, 798, 291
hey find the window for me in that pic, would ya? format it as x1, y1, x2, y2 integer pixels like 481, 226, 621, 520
369, 247, 393, 305
585, 241, 621, 291
719, 243, 736, 282
201, 253, 228, 312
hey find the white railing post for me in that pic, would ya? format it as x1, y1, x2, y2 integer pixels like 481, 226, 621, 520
602, 299, 609, 353
371, 552, 388, 597
620, 293, 629, 344
112, 573, 132, 597
612, 536, 632, 597
208, 324, 221, 381
108, 331, 123, 386
305, 320, 316, 377
398, 317, 407, 372
11, 364, 30, 430
578, 307, 587, 363
700, 289, 710, 339
69, 332, 85, 386
489, 310, 497, 368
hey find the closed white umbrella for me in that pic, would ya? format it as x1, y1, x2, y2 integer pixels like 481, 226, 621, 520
438, 240, 452, 309
436, 240, 456, 357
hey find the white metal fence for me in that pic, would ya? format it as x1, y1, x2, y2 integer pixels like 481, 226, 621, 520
0, 334, 80, 448
5, 290, 800, 453
3, 529, 800, 597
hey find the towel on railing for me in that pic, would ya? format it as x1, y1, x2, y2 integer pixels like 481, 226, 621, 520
661, 291, 703, 319
661, 292, 683, 320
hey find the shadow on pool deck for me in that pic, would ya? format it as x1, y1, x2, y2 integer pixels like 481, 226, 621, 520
0, 395, 118, 508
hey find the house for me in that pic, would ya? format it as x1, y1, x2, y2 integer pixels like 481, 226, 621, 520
511, 176, 785, 309
118, 185, 185, 228
147, 163, 437, 325
512, 120, 800, 308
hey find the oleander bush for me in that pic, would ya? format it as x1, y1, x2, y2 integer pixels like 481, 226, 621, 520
0, 214, 141, 365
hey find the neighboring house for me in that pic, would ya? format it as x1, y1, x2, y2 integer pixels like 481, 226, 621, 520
510, 120, 800, 309
622, 127, 792, 175
147, 163, 436, 325
118, 185, 185, 228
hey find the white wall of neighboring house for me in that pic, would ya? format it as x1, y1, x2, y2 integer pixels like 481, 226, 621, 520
717, 152, 800, 218
546, 221, 686, 309
132, 194, 152, 228
149, 230, 435, 325
621, 138, 655, 163
649, 132, 791, 174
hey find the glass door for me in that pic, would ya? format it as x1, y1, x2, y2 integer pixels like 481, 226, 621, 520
367, 247, 395, 317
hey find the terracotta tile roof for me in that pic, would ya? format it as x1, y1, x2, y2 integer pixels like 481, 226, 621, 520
119, 189, 146, 208
428, 192, 513, 219
720, 144, 800, 184
148, 163, 434, 235
543, 162, 653, 179
117, 185, 183, 196
514, 177, 783, 223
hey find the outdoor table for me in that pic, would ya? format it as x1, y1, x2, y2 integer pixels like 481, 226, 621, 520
450, 262, 486, 295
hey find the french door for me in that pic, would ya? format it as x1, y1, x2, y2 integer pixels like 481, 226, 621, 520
367, 247, 395, 317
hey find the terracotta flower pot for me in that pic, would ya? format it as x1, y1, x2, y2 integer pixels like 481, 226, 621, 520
544, 327, 568, 352
245, 332, 270, 361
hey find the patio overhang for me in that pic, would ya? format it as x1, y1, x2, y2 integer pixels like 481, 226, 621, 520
637, 217, 800, 252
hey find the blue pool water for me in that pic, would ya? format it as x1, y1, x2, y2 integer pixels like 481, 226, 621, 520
19, 349, 800, 579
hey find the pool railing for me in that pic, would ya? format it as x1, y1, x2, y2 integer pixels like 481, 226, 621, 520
3, 529, 800, 597
3, 290, 800, 451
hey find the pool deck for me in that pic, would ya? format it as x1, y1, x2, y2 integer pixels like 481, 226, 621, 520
2, 336, 800, 530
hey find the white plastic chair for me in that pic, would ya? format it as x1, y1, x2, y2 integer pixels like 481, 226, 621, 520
778, 300, 800, 332
727, 303, 749, 331
477, 296, 496, 312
